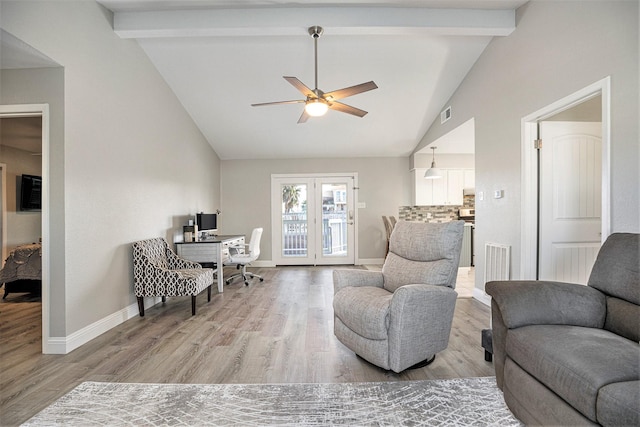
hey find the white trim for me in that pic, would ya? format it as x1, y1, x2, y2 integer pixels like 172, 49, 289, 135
250, 260, 276, 268
472, 287, 491, 306
357, 258, 385, 265
0, 104, 51, 353
520, 77, 611, 281
0, 163, 6, 264
45, 297, 163, 354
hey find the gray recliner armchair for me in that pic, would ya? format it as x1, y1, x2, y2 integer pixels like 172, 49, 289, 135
333, 220, 464, 373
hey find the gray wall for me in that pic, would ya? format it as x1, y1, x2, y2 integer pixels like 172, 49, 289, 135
1, 1, 221, 338
220, 157, 411, 262
414, 0, 639, 292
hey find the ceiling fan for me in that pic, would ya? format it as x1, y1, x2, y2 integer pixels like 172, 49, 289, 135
251, 26, 378, 124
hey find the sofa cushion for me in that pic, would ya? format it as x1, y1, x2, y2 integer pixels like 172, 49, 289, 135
333, 286, 393, 340
382, 253, 453, 293
597, 380, 640, 427
604, 296, 640, 342
507, 325, 640, 422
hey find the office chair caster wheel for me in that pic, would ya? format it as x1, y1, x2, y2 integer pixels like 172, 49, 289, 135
260, 278, 264, 282
244, 281, 249, 286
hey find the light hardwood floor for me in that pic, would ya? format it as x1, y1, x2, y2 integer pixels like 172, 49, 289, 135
0, 265, 494, 426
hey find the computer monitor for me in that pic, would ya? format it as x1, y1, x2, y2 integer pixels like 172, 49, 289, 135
196, 213, 218, 236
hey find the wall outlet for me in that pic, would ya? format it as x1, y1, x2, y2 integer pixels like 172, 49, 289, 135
357, 202, 366, 209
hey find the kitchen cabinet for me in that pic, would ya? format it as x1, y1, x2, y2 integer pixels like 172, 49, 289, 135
412, 168, 474, 206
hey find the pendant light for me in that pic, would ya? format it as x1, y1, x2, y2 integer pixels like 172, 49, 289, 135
424, 146, 442, 179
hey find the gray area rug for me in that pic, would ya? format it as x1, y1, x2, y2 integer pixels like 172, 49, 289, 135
23, 377, 522, 426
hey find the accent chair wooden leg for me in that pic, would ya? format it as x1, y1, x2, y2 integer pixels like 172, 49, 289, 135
137, 297, 145, 317
161, 296, 166, 303
207, 285, 211, 302
192, 295, 196, 315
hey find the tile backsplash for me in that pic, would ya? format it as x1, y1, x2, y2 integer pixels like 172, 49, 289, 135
399, 195, 475, 223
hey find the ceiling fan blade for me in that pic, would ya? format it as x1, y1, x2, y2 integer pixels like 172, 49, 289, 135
251, 100, 305, 107
329, 101, 368, 118
283, 76, 316, 98
323, 81, 378, 101
297, 109, 310, 124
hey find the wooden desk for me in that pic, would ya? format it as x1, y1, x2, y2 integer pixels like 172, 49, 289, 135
175, 235, 244, 293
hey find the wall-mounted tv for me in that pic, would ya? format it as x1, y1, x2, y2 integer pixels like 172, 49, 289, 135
20, 174, 42, 211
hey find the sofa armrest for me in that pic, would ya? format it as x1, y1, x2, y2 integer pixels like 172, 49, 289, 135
333, 269, 384, 294
485, 280, 606, 329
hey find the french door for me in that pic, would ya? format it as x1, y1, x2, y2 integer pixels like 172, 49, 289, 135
271, 174, 356, 265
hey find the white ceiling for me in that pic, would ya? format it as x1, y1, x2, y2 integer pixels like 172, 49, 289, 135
2, 1, 528, 160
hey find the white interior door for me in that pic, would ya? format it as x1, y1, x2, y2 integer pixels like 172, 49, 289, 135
272, 174, 356, 266
539, 121, 602, 284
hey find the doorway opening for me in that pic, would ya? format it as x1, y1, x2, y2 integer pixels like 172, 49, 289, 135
0, 104, 50, 353
521, 78, 610, 281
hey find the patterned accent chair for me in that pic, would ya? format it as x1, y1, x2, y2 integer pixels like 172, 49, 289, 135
133, 238, 214, 317
333, 220, 464, 373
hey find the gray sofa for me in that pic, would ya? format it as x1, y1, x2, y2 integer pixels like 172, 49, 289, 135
486, 233, 639, 426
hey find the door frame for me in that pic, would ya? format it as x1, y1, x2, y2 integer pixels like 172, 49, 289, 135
0, 103, 50, 353
271, 173, 358, 266
520, 77, 610, 280
0, 163, 6, 264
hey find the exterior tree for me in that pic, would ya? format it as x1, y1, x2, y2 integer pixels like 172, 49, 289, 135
282, 185, 301, 213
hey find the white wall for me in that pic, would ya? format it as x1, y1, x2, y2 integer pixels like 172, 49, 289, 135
1, 1, 221, 341
221, 157, 411, 262
414, 1, 639, 295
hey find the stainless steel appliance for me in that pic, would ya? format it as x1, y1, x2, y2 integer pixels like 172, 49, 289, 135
458, 208, 475, 266
458, 208, 475, 224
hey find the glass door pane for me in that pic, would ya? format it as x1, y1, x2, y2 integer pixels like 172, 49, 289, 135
321, 183, 348, 257
281, 184, 308, 258
315, 177, 355, 265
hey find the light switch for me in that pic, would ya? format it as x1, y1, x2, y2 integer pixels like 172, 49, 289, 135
478, 191, 484, 201
494, 190, 504, 199
357, 202, 366, 209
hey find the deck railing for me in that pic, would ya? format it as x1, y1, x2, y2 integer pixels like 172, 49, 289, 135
282, 213, 347, 257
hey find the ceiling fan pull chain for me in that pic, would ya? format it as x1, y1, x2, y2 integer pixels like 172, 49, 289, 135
309, 25, 323, 94
314, 34, 319, 93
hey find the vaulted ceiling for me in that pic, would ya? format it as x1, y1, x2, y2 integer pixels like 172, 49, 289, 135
4, 1, 529, 159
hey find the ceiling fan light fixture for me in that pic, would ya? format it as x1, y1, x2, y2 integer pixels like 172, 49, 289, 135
305, 99, 329, 117
424, 146, 443, 179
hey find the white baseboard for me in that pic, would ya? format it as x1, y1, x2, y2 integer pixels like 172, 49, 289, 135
45, 296, 162, 354
251, 260, 276, 267
357, 258, 384, 265
250, 260, 385, 267
473, 287, 491, 306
